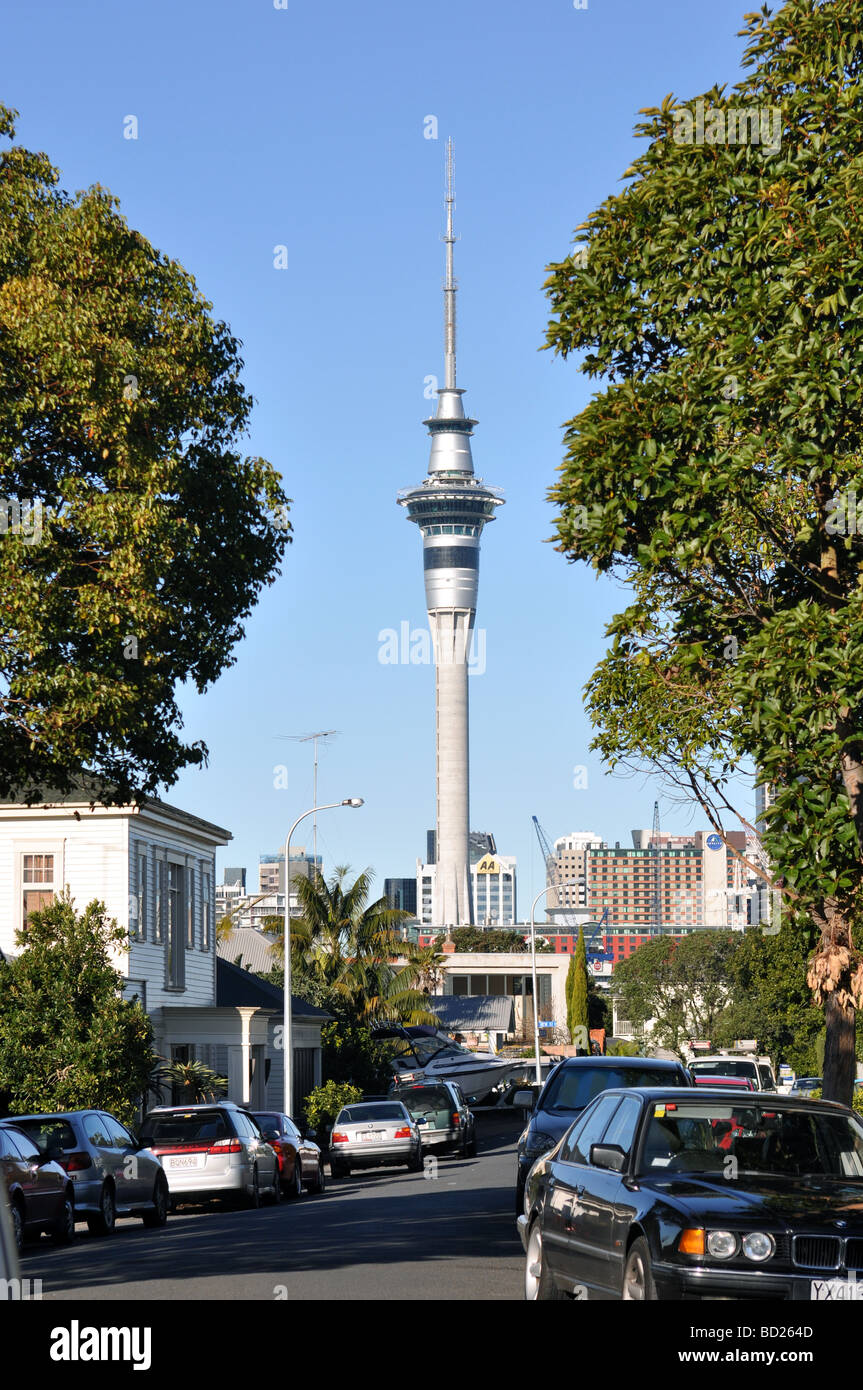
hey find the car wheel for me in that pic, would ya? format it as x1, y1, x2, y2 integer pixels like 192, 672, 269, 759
515, 1171, 526, 1218
622, 1237, 657, 1301
288, 1159, 302, 1199
330, 1159, 349, 1179
525, 1221, 566, 1301
87, 1182, 116, 1237
467, 1132, 478, 1157
309, 1159, 326, 1194
51, 1193, 76, 1245
11, 1197, 24, 1254
142, 1173, 169, 1228
247, 1165, 260, 1209
407, 1144, 423, 1173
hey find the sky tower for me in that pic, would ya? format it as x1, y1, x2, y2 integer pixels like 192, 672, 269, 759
398, 140, 504, 930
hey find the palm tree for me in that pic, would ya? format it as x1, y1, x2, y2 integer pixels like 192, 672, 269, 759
265, 867, 439, 1026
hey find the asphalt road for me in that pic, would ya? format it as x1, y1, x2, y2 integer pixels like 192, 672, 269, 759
21, 1112, 525, 1301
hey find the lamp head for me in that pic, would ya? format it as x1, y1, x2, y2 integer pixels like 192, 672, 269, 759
342, 798, 364, 808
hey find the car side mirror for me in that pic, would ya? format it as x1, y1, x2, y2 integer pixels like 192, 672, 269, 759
511, 1089, 535, 1110
589, 1143, 626, 1172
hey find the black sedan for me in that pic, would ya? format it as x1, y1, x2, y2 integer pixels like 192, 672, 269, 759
518, 1087, 863, 1300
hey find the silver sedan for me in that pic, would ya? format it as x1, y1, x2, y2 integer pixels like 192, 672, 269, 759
329, 1101, 422, 1178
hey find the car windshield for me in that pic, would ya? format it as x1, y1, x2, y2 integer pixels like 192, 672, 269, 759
540, 1066, 683, 1113
638, 1102, 863, 1179
691, 1060, 757, 1080
140, 1112, 230, 1144
8, 1118, 77, 1156
337, 1104, 406, 1124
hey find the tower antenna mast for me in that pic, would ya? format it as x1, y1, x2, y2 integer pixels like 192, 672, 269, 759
444, 136, 457, 391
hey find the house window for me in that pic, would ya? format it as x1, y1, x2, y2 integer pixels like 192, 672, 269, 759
134, 847, 148, 942
202, 869, 212, 951
22, 853, 55, 924
167, 862, 185, 989
154, 857, 166, 944
186, 864, 196, 950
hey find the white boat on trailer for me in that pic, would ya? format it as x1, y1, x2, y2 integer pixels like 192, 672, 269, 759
374, 1024, 530, 1103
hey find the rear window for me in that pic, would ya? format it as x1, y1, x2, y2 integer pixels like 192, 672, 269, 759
691, 1060, 757, 1081
140, 1111, 230, 1145
251, 1114, 282, 1140
540, 1066, 685, 1113
10, 1118, 78, 1156
337, 1104, 406, 1124
399, 1088, 452, 1114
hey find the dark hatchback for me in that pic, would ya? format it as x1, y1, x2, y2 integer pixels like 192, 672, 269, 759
519, 1087, 863, 1301
514, 1056, 693, 1215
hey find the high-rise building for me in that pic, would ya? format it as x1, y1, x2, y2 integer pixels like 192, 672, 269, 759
398, 141, 504, 929
384, 877, 418, 916
258, 848, 321, 895
417, 830, 516, 928
549, 831, 606, 911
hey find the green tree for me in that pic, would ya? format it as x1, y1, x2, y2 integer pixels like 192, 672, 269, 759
611, 933, 738, 1060
266, 867, 435, 1025
713, 921, 823, 1074
443, 927, 528, 953
568, 926, 591, 1046
543, 0, 863, 1102
0, 896, 155, 1123
0, 105, 289, 802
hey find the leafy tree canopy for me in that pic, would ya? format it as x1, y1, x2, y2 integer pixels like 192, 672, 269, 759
544, 0, 863, 1101
0, 105, 290, 801
0, 895, 155, 1123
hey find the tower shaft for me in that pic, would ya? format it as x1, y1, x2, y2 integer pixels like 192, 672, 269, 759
432, 609, 473, 926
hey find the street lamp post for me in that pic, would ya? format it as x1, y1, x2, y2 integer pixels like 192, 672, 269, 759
528, 881, 581, 1086
282, 798, 364, 1116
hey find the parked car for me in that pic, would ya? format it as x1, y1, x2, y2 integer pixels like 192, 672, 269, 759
694, 1074, 755, 1091
5, 1111, 168, 1236
249, 1111, 325, 1196
0, 1124, 75, 1252
139, 1101, 281, 1208
689, 1054, 776, 1090
513, 1055, 693, 1216
391, 1080, 477, 1158
520, 1086, 863, 1300
0, 1182, 20, 1288
790, 1076, 823, 1096
330, 1100, 423, 1177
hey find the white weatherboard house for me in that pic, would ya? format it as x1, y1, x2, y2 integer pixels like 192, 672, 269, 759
0, 792, 326, 1112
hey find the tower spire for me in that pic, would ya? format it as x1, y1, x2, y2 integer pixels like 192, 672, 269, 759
444, 136, 457, 391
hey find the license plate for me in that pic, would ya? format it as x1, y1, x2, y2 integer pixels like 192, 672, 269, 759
362, 1132, 384, 1142
169, 1155, 201, 1169
811, 1278, 863, 1301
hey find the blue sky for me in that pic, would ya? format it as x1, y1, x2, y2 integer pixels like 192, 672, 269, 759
2, 0, 757, 916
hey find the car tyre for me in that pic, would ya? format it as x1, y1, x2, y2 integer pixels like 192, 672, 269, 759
622, 1237, 657, 1301
308, 1159, 326, 1194
407, 1143, 424, 1173
142, 1173, 169, 1228
330, 1159, 349, 1179
269, 1165, 282, 1204
525, 1221, 566, 1301
287, 1159, 302, 1199
87, 1182, 116, 1237
11, 1197, 24, 1254
51, 1193, 76, 1245
467, 1131, 478, 1157
247, 1165, 261, 1209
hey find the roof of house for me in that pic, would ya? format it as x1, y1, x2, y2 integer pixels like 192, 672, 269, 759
216, 927, 278, 975
216, 957, 332, 1020
0, 780, 231, 842
425, 994, 515, 1033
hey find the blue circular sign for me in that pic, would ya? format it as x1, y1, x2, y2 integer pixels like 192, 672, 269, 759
706, 833, 723, 850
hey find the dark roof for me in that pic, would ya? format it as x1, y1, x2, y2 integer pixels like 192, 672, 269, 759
216, 958, 332, 1020
425, 995, 515, 1033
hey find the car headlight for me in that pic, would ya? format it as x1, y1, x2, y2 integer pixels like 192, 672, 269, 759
523, 1130, 557, 1160
707, 1230, 738, 1260
742, 1231, 775, 1262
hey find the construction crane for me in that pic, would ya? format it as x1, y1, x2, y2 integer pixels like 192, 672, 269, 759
651, 799, 662, 933
532, 816, 607, 956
